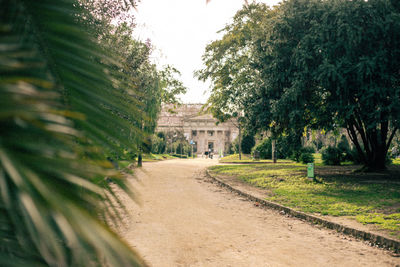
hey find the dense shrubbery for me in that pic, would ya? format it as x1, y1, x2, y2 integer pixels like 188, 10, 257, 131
252, 136, 315, 163
252, 138, 272, 159
290, 146, 315, 162
321, 135, 359, 165
241, 134, 255, 154
299, 152, 314, 164
151, 134, 166, 154
322, 146, 343, 165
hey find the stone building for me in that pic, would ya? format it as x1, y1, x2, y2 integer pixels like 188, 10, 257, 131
156, 104, 239, 155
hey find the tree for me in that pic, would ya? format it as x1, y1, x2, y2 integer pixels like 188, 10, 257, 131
203, 0, 400, 171
252, 0, 400, 170
197, 3, 271, 160
0, 0, 149, 265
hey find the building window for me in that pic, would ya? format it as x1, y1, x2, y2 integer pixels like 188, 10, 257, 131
207, 130, 214, 137
192, 130, 197, 136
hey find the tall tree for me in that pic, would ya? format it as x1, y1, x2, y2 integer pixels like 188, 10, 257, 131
253, 0, 400, 170
197, 3, 270, 159
202, 0, 400, 170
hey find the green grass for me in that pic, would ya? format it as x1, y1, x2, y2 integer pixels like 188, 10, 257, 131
219, 153, 292, 163
142, 153, 179, 162
313, 153, 323, 165
209, 163, 400, 238
118, 160, 132, 169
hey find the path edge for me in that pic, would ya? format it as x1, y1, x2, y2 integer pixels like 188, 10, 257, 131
205, 169, 400, 253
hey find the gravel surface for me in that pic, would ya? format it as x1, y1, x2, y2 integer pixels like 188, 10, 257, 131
117, 158, 400, 267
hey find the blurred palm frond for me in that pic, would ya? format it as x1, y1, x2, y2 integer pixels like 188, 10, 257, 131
0, 0, 146, 266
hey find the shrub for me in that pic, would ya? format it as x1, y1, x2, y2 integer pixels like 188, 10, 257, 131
322, 146, 343, 165
241, 134, 255, 154
276, 133, 302, 159
347, 147, 363, 164
299, 152, 314, 164
301, 146, 315, 154
290, 146, 315, 162
151, 135, 166, 154
338, 135, 350, 153
252, 138, 272, 159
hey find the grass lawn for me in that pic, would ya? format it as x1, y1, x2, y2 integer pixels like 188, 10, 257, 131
209, 163, 400, 238
142, 153, 180, 162
219, 153, 292, 163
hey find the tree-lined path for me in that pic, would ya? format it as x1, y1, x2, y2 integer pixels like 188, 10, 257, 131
118, 159, 398, 266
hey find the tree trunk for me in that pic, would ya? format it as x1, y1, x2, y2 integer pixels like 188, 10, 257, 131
238, 125, 242, 160
346, 119, 397, 172
138, 152, 142, 167
272, 139, 277, 163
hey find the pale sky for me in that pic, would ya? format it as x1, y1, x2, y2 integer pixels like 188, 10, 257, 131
133, 0, 281, 103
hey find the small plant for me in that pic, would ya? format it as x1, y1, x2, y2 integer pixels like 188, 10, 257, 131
252, 138, 272, 159
291, 146, 315, 162
321, 146, 343, 165
299, 152, 314, 164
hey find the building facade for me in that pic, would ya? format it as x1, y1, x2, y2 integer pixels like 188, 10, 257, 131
156, 104, 239, 155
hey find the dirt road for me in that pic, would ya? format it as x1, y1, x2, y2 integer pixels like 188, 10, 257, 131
118, 158, 399, 266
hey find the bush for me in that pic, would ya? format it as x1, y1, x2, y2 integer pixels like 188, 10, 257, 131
290, 146, 315, 162
338, 135, 350, 153
299, 152, 314, 164
252, 138, 272, 159
151, 135, 166, 154
301, 146, 315, 154
321, 146, 343, 165
347, 147, 363, 164
241, 134, 255, 154
276, 133, 302, 159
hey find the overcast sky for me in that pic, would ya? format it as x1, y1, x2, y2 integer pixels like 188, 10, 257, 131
133, 0, 281, 103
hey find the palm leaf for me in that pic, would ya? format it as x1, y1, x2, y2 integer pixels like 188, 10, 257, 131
1, 0, 146, 266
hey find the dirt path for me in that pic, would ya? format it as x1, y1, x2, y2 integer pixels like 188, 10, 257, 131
118, 158, 399, 266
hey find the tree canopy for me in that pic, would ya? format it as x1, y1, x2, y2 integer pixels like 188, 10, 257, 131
199, 0, 400, 170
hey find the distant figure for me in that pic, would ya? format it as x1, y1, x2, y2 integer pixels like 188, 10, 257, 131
208, 148, 213, 159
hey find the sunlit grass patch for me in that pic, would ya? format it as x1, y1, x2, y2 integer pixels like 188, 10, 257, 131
209, 163, 400, 238
313, 153, 323, 165
219, 154, 252, 162
142, 153, 178, 162
219, 154, 293, 163
357, 213, 400, 237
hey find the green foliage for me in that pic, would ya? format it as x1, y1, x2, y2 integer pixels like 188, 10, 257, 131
252, 138, 272, 159
196, 3, 269, 124
241, 134, 255, 154
290, 146, 316, 162
201, 0, 400, 170
322, 146, 343, 165
151, 135, 166, 154
299, 153, 314, 164
0, 0, 152, 265
159, 65, 187, 105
